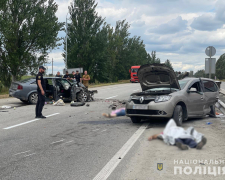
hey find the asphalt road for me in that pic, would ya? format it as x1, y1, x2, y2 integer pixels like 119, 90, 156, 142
0, 82, 224, 180
0, 83, 143, 180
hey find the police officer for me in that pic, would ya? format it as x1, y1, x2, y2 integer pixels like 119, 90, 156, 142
36, 66, 46, 118
63, 71, 70, 80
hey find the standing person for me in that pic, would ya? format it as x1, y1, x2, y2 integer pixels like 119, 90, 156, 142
63, 71, 70, 80
36, 66, 46, 118
74, 70, 81, 83
82, 70, 90, 88
55, 71, 62, 77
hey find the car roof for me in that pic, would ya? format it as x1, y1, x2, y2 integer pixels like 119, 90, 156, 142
181, 77, 216, 81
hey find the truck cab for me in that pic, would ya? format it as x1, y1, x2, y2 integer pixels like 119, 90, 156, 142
130, 66, 140, 83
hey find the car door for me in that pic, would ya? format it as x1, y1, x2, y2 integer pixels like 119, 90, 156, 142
202, 80, 219, 108
52, 79, 59, 101
186, 81, 206, 116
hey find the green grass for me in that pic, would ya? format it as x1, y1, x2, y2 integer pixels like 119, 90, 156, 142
89, 80, 130, 88
0, 86, 9, 95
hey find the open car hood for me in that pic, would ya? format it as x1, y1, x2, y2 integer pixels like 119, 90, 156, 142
137, 64, 181, 91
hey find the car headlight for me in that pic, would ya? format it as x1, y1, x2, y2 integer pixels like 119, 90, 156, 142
155, 95, 171, 103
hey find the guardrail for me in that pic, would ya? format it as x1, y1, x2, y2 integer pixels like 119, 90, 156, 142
216, 89, 225, 114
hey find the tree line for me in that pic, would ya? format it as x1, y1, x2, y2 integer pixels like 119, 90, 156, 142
64, 0, 174, 83
0, 0, 175, 88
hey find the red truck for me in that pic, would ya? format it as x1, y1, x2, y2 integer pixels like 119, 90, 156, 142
129, 66, 140, 83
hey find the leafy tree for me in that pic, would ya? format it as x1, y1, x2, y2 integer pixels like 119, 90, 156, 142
216, 53, 225, 80
164, 59, 174, 70
0, 0, 63, 86
64, 0, 105, 72
147, 51, 160, 64
194, 69, 205, 78
64, 0, 151, 83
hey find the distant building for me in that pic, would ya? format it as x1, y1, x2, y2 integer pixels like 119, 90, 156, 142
190, 71, 194, 77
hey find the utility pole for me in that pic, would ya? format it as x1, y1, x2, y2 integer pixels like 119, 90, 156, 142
66, 13, 68, 69
52, 58, 53, 76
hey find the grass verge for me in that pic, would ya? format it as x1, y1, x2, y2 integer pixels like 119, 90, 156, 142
89, 80, 130, 88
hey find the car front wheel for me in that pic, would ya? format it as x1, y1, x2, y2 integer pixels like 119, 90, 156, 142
29, 92, 38, 104
173, 105, 183, 126
77, 91, 88, 102
130, 116, 142, 123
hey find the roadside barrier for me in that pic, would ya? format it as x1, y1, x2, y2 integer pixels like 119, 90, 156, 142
216, 89, 225, 114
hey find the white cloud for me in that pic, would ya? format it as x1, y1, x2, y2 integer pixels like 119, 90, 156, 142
148, 16, 188, 34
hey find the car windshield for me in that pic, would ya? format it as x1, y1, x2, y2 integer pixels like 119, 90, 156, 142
179, 79, 190, 89
131, 68, 139, 73
58, 79, 71, 86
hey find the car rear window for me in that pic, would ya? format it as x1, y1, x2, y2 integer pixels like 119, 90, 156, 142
20, 78, 35, 83
203, 80, 218, 92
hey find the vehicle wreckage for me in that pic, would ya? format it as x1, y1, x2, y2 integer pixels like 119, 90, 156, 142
9, 77, 98, 104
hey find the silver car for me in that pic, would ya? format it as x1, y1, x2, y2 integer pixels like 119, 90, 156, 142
9, 77, 97, 104
126, 64, 219, 126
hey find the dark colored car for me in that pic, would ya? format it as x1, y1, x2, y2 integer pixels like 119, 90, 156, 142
9, 77, 97, 104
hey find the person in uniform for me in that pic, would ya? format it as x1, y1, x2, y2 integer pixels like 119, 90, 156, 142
55, 71, 62, 77
82, 70, 90, 88
36, 66, 46, 118
63, 71, 70, 80
74, 70, 81, 84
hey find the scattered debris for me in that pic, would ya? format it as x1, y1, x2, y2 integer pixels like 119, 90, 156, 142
0, 111, 8, 112
53, 99, 65, 106
86, 104, 90, 107
71, 102, 85, 107
206, 122, 212, 125
1, 105, 11, 109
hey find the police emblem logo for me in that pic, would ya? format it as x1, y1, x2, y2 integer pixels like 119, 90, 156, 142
157, 163, 163, 171
38, 76, 41, 79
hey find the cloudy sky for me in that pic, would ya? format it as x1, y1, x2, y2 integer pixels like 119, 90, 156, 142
46, 0, 225, 75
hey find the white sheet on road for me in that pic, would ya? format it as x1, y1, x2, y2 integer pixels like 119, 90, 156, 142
159, 119, 203, 145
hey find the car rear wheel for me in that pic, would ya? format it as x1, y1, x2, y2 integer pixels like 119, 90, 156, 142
77, 91, 88, 102
130, 116, 142, 123
29, 92, 38, 104
173, 105, 183, 126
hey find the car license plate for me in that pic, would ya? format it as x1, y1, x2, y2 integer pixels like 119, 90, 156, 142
133, 104, 148, 109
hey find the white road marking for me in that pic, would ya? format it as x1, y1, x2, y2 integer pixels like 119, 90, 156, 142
64, 140, 74, 144
133, 89, 140, 91
3, 113, 60, 130
105, 95, 118, 99
24, 153, 36, 158
92, 129, 100, 132
50, 139, 64, 145
14, 150, 31, 156
101, 129, 107, 132
93, 123, 148, 180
